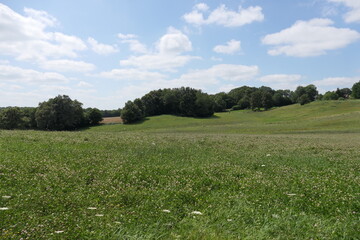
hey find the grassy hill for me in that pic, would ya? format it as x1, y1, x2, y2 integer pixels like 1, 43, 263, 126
89, 100, 360, 134
1, 100, 359, 239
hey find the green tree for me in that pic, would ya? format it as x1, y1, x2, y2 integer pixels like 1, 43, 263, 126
262, 92, 274, 110
323, 91, 339, 100
351, 81, 360, 99
194, 92, 214, 117
299, 94, 311, 105
0, 107, 23, 129
35, 95, 85, 130
121, 101, 144, 124
86, 108, 103, 125
250, 91, 262, 111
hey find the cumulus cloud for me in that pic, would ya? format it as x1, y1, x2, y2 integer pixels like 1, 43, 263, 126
77, 81, 94, 88
172, 64, 259, 89
157, 27, 192, 55
0, 64, 69, 85
117, 33, 138, 40
213, 40, 241, 54
259, 74, 302, 90
119, 27, 199, 71
87, 37, 118, 55
0, 3, 87, 61
328, 0, 360, 23
98, 68, 167, 81
183, 3, 264, 27
262, 18, 360, 57
117, 33, 147, 54
39, 59, 96, 72
313, 76, 359, 87
120, 55, 200, 72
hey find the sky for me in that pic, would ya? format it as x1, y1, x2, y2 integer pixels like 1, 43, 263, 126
0, 0, 359, 109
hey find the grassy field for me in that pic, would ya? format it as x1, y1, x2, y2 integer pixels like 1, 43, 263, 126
1, 100, 360, 239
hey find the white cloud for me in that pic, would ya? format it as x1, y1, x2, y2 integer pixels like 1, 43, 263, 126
77, 81, 94, 88
99, 68, 167, 81
328, 0, 360, 23
259, 74, 302, 90
0, 64, 69, 85
87, 37, 118, 55
120, 55, 200, 72
157, 27, 192, 55
39, 59, 96, 72
0, 3, 87, 61
117, 33, 138, 39
173, 64, 259, 89
120, 27, 199, 71
117, 33, 147, 54
122, 39, 148, 54
262, 18, 360, 57
213, 40, 241, 54
313, 76, 359, 87
24, 7, 58, 27
183, 3, 264, 27
195, 3, 209, 12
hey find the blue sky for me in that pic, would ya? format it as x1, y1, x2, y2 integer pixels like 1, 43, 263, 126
0, 0, 359, 109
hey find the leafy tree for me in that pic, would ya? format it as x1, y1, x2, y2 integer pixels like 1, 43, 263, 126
237, 95, 251, 109
262, 92, 274, 110
35, 95, 84, 130
141, 90, 164, 116
194, 92, 214, 117
250, 91, 263, 111
299, 94, 311, 105
0, 107, 23, 129
351, 81, 360, 99
86, 108, 103, 125
337, 88, 351, 99
213, 94, 227, 112
323, 91, 339, 100
179, 87, 197, 116
121, 101, 143, 124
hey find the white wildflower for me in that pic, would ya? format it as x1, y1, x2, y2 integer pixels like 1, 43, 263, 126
261, 165, 265, 167
55, 231, 64, 234
287, 193, 296, 196
95, 214, 104, 217
87, 207, 97, 210
191, 211, 203, 215
2, 196, 11, 199
266, 154, 271, 157
162, 209, 171, 213
227, 219, 233, 222
0, 207, 9, 210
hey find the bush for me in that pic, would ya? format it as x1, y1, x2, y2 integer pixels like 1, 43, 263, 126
121, 101, 144, 124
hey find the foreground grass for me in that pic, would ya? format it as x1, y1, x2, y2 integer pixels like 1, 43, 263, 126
1, 101, 360, 239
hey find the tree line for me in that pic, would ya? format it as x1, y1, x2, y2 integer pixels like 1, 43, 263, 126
0, 95, 103, 130
1, 81, 360, 129
120, 82, 360, 124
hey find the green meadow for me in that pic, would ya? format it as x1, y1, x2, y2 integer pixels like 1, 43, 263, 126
1, 100, 360, 239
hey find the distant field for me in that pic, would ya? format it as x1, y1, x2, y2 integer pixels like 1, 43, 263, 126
1, 100, 360, 239
100, 116, 122, 124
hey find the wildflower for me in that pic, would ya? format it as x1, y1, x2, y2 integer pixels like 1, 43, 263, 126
95, 214, 104, 217
2, 196, 11, 199
0, 207, 9, 210
227, 219, 233, 222
87, 207, 97, 210
55, 231, 64, 234
266, 154, 271, 157
162, 209, 171, 213
191, 211, 203, 215
261, 165, 265, 167
287, 193, 296, 196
